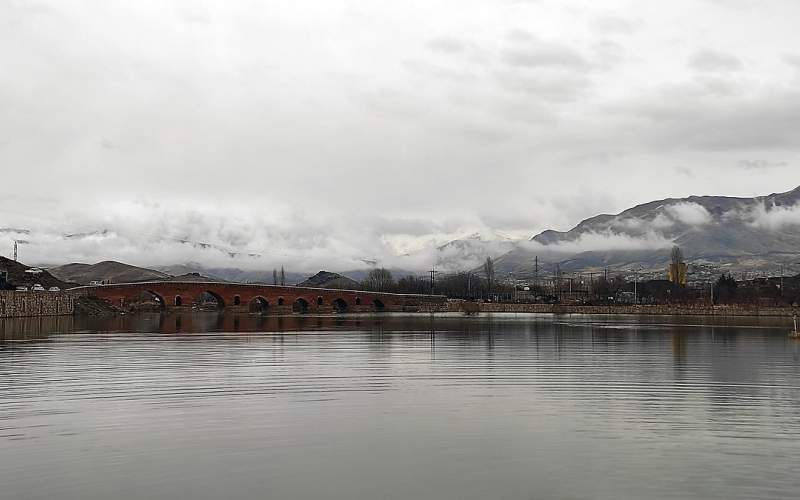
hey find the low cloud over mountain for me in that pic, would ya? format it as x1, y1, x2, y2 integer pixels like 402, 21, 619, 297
494, 185, 800, 275
5, 186, 799, 279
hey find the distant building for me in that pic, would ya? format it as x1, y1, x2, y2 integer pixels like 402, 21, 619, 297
616, 291, 637, 304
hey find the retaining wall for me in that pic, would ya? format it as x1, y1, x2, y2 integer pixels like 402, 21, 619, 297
0, 291, 75, 318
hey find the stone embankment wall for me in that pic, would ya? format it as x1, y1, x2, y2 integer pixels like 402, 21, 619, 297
0, 291, 75, 318
447, 301, 797, 317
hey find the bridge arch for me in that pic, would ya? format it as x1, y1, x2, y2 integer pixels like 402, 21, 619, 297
174, 295, 183, 306
143, 290, 166, 309
233, 295, 241, 306
249, 296, 269, 314
293, 297, 309, 313
332, 298, 348, 313
355, 297, 362, 306
197, 290, 225, 309
277, 297, 285, 306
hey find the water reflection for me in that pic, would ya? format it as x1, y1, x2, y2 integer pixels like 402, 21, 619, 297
1, 312, 799, 500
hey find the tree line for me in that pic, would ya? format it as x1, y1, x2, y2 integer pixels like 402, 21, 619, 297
273, 252, 800, 307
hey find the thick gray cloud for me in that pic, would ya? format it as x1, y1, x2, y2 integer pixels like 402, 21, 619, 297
502, 34, 591, 70
590, 16, 640, 35
425, 36, 469, 54
688, 49, 743, 72
1, 0, 798, 272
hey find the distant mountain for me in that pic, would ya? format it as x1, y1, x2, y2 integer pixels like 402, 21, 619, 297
297, 271, 360, 289
48, 260, 170, 285
156, 263, 227, 282
434, 232, 518, 272
155, 262, 306, 285
494, 185, 800, 275
165, 272, 223, 282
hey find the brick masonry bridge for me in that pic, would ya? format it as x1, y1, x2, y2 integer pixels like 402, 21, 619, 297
72, 281, 447, 314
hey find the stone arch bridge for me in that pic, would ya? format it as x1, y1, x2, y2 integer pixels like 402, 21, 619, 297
73, 281, 447, 314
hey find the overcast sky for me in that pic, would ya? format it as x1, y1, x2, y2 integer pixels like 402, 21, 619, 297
1, 0, 799, 271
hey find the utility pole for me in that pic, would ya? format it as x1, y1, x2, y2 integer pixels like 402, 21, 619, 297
710, 277, 714, 306
563, 273, 571, 303
13, 240, 17, 262
555, 263, 561, 302
429, 268, 437, 295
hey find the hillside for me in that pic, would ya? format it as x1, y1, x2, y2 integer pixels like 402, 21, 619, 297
0, 257, 75, 289
48, 260, 170, 285
297, 271, 359, 289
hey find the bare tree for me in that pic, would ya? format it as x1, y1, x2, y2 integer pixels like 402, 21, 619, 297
397, 274, 427, 294
483, 256, 495, 295
362, 268, 396, 292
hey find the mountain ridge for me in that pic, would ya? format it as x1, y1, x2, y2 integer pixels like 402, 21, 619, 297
497, 185, 800, 276
48, 260, 171, 285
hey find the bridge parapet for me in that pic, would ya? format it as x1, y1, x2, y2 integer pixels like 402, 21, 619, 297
70, 281, 447, 314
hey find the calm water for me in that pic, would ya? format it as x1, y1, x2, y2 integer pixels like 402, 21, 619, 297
2, 312, 800, 500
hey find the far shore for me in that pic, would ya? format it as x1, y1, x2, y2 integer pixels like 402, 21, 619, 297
449, 301, 798, 318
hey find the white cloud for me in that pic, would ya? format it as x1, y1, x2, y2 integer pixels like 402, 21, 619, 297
665, 202, 713, 226
745, 203, 800, 230
522, 229, 673, 254
562, 230, 673, 252
650, 213, 675, 229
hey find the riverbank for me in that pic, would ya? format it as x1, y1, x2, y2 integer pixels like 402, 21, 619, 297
448, 301, 797, 317
2, 289, 797, 319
